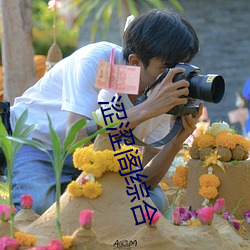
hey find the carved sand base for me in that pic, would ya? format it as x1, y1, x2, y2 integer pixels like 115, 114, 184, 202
9, 171, 250, 249
186, 159, 250, 219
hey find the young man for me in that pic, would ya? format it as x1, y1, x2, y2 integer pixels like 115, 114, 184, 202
8, 9, 202, 215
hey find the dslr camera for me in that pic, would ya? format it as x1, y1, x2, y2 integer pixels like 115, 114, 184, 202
135, 63, 225, 116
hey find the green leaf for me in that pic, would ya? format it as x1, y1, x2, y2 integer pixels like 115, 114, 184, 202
6, 136, 52, 161
11, 124, 38, 154
165, 188, 180, 219
47, 114, 63, 174
63, 118, 86, 151
12, 109, 28, 137
0, 120, 12, 164
67, 122, 119, 154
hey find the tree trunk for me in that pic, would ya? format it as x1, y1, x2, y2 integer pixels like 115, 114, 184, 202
1, 0, 35, 104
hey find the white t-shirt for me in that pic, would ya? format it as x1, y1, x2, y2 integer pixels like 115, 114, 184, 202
10, 41, 170, 149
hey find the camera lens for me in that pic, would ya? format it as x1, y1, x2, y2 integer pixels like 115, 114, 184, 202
189, 74, 225, 103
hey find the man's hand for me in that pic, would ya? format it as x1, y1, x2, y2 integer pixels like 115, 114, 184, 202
142, 67, 190, 119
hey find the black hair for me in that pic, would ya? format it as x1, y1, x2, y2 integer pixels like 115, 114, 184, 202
122, 9, 199, 68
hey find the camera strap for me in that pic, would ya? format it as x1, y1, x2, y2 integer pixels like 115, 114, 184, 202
124, 116, 183, 147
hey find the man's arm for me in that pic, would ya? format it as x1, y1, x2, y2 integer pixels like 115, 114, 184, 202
66, 112, 93, 146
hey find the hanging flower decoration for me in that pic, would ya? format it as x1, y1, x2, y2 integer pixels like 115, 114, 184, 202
199, 167, 220, 206
172, 165, 188, 189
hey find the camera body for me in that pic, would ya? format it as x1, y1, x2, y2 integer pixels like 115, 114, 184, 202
135, 63, 225, 116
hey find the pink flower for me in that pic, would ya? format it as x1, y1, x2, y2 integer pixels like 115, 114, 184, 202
0, 236, 19, 249
0, 205, 16, 221
171, 208, 182, 225
197, 207, 214, 225
48, 239, 64, 250
48, 0, 61, 11
213, 197, 225, 215
20, 194, 33, 209
79, 210, 94, 229
140, 210, 162, 226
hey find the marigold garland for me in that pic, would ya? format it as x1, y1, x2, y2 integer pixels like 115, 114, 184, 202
193, 129, 250, 151
67, 181, 84, 197
14, 231, 36, 247
199, 174, 220, 188
197, 134, 215, 149
82, 180, 103, 199
172, 165, 188, 189
215, 131, 237, 149
68, 144, 141, 199
199, 186, 218, 200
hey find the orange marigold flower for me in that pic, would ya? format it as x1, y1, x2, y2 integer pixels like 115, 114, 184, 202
62, 236, 73, 249
14, 231, 36, 247
197, 134, 215, 149
215, 131, 237, 149
233, 134, 250, 151
199, 174, 220, 188
199, 186, 218, 199
172, 166, 188, 188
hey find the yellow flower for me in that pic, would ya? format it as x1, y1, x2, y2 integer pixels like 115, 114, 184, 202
67, 181, 84, 197
62, 235, 73, 249
14, 231, 36, 247
82, 180, 102, 199
83, 163, 105, 179
199, 186, 218, 199
199, 174, 220, 188
160, 182, 168, 191
73, 146, 94, 170
197, 134, 215, 149
172, 166, 188, 189
185, 218, 201, 227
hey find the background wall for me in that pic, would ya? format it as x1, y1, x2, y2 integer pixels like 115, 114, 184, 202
78, 0, 250, 134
